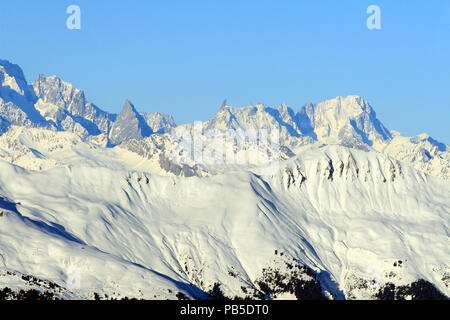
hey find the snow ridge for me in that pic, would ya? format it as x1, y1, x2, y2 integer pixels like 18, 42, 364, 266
0, 146, 448, 299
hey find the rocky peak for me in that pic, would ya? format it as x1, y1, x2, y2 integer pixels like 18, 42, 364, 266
298, 95, 391, 147
108, 100, 153, 146
0, 60, 33, 98
33, 74, 85, 111
141, 112, 176, 134
32, 74, 113, 137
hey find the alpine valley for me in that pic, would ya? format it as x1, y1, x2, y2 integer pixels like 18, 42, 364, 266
0, 59, 448, 300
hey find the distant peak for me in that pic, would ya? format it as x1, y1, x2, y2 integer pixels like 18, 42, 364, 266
35, 74, 61, 85
0, 59, 27, 82
327, 95, 365, 104
122, 100, 137, 113
315, 95, 373, 115
33, 74, 77, 93
278, 103, 289, 112
37, 74, 60, 81
220, 99, 227, 110
416, 133, 431, 139
390, 130, 402, 137
411, 134, 447, 152
0, 59, 22, 71
254, 102, 265, 111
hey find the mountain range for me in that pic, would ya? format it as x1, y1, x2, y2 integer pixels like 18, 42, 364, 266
0, 59, 448, 300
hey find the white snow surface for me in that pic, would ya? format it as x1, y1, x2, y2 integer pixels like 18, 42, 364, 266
0, 145, 448, 299
0, 59, 449, 300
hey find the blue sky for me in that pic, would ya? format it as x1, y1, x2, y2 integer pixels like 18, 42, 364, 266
0, 0, 449, 142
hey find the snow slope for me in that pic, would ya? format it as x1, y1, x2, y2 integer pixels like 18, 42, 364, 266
0, 146, 448, 299
0, 59, 448, 300
0, 126, 175, 176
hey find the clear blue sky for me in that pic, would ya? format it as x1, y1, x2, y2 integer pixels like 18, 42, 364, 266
1, 0, 449, 142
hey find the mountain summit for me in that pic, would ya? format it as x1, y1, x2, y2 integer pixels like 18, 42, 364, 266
33, 74, 112, 138
108, 100, 153, 145
0, 60, 47, 130
297, 95, 392, 148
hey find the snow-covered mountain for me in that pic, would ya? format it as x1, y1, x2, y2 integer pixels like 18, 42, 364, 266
1, 59, 448, 179
0, 59, 448, 300
33, 74, 113, 140
382, 131, 449, 181
0, 60, 175, 147
0, 146, 448, 300
203, 96, 392, 151
0, 60, 49, 132
141, 111, 176, 134
298, 96, 392, 150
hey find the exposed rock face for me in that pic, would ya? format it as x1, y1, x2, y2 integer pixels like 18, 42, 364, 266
33, 75, 113, 138
108, 100, 153, 145
141, 112, 175, 134
297, 96, 392, 148
203, 97, 392, 151
31, 75, 175, 144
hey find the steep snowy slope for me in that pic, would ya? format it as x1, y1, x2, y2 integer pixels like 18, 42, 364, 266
0, 146, 448, 299
0, 60, 49, 132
